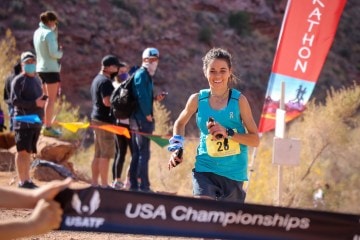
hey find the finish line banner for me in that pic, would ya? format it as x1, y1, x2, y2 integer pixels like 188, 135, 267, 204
258, 0, 347, 133
55, 187, 360, 240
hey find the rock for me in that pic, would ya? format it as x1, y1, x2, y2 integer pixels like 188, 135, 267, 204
0, 132, 15, 150
0, 149, 15, 171
31, 136, 78, 181
0, 135, 78, 182
30, 160, 77, 181
36, 136, 76, 164
31, 166, 64, 181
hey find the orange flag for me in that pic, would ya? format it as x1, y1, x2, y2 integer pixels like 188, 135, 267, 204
95, 124, 130, 138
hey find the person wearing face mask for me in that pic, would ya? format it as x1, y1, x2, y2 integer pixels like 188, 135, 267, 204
128, 47, 166, 192
33, 10, 63, 138
90, 55, 121, 188
10, 51, 47, 189
111, 61, 132, 189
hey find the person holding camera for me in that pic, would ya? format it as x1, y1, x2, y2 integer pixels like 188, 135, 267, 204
168, 48, 259, 203
10, 52, 47, 189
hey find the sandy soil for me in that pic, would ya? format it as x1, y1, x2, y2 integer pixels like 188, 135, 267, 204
0, 172, 201, 240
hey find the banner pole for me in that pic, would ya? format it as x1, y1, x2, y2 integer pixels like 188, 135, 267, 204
276, 81, 286, 206
245, 145, 258, 193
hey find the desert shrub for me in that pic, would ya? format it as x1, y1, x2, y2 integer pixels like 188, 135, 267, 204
8, 0, 25, 12
149, 137, 197, 197
68, 144, 94, 183
111, 0, 138, 18
198, 26, 212, 45
0, 30, 17, 102
0, 30, 18, 127
10, 16, 30, 30
53, 95, 89, 143
249, 83, 360, 214
228, 11, 251, 36
153, 101, 173, 135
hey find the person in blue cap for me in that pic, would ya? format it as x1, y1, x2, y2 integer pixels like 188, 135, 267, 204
128, 47, 166, 192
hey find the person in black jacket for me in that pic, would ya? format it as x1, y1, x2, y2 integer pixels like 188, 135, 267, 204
10, 51, 47, 189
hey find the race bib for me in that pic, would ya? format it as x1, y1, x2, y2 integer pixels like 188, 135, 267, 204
206, 133, 240, 157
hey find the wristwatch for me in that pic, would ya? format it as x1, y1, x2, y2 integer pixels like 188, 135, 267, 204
226, 128, 235, 139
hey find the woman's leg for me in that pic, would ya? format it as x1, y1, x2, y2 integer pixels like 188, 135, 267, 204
43, 82, 59, 127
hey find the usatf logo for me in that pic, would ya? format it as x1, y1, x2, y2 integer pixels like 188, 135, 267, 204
72, 190, 101, 215
65, 190, 105, 228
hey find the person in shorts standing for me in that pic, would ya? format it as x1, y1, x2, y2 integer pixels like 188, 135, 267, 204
90, 55, 120, 188
10, 51, 47, 189
33, 10, 63, 137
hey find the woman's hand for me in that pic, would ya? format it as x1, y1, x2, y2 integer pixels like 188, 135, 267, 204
207, 121, 226, 140
168, 148, 183, 170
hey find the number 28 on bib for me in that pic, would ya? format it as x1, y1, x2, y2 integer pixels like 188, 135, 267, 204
206, 130, 240, 157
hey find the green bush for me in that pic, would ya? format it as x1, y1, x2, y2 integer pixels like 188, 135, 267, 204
0, 30, 18, 127
198, 26, 212, 45
53, 95, 89, 142
153, 101, 173, 135
228, 11, 251, 36
111, 0, 138, 18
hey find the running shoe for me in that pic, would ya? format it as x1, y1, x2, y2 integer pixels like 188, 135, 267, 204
18, 180, 38, 189
112, 180, 124, 190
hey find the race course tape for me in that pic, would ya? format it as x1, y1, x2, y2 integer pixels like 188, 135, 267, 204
55, 187, 360, 240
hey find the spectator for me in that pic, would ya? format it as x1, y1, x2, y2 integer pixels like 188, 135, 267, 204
33, 10, 63, 138
168, 48, 260, 203
3, 61, 21, 131
10, 51, 47, 189
128, 47, 166, 192
90, 55, 120, 188
111, 61, 133, 189
0, 178, 71, 240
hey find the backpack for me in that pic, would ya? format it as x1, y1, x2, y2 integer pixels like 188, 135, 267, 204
110, 71, 138, 119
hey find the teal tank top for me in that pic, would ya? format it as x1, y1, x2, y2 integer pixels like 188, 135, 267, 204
195, 88, 248, 181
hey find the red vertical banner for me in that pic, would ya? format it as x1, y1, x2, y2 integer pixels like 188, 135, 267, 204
258, 0, 347, 133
